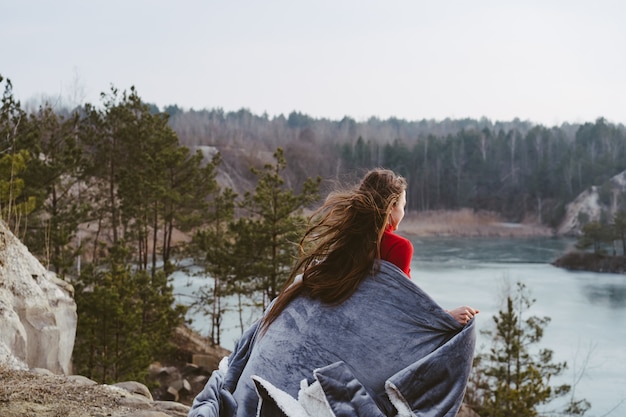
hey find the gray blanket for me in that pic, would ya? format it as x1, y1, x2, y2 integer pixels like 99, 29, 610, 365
189, 261, 476, 417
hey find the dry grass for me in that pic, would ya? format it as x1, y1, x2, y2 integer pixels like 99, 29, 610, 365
400, 209, 553, 237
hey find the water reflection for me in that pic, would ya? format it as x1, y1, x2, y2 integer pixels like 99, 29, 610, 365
411, 236, 576, 265
584, 283, 626, 308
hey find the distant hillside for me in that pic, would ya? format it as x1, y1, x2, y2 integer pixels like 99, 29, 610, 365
165, 108, 626, 227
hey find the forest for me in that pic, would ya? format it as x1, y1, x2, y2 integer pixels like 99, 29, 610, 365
165, 98, 626, 229
0, 75, 609, 415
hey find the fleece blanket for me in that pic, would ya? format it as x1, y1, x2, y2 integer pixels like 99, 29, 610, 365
188, 260, 476, 417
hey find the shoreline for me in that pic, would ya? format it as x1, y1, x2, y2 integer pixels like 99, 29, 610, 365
399, 209, 554, 238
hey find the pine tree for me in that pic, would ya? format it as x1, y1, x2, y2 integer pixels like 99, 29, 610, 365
466, 282, 589, 416
72, 86, 194, 383
0, 76, 37, 238
73, 242, 185, 384
0, 150, 36, 236
79, 86, 219, 273
612, 210, 626, 255
188, 183, 238, 346
236, 148, 320, 307
576, 221, 610, 254
21, 105, 87, 275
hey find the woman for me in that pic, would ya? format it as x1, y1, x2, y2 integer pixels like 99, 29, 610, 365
189, 168, 479, 417
364, 168, 413, 277
262, 168, 476, 327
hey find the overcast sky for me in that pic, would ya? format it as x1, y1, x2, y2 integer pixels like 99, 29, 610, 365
2, 0, 625, 126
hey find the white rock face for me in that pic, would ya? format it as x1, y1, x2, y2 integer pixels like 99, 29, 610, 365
557, 170, 626, 236
557, 186, 602, 236
0, 220, 77, 374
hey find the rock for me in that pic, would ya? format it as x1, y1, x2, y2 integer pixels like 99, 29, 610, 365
109, 380, 191, 416
151, 364, 196, 403
192, 353, 219, 368
30, 367, 54, 376
114, 380, 154, 401
119, 412, 171, 417
0, 220, 77, 375
148, 326, 230, 406
557, 170, 626, 236
457, 403, 481, 417
557, 186, 602, 236
0, 342, 27, 370
152, 400, 192, 416
67, 374, 98, 385
117, 393, 152, 408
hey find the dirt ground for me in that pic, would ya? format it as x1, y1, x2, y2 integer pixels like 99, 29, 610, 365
0, 325, 224, 417
0, 365, 155, 417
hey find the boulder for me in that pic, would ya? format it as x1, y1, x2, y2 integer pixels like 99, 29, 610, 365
0, 220, 77, 374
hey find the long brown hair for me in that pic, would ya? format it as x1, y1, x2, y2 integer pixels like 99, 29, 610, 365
260, 168, 407, 331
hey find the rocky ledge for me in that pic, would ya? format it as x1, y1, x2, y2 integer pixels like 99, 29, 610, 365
0, 364, 191, 417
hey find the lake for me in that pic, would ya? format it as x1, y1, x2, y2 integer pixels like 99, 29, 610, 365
173, 236, 626, 416
411, 236, 626, 416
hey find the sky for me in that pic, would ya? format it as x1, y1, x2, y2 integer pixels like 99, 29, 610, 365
2, 0, 625, 127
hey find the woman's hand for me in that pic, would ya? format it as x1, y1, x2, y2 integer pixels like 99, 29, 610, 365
447, 306, 479, 325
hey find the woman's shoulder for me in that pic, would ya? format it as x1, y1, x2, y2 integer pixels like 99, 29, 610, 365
381, 229, 413, 251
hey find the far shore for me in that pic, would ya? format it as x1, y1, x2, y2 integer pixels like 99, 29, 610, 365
399, 209, 555, 238
162, 208, 558, 253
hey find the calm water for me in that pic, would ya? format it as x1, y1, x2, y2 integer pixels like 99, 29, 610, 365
173, 236, 626, 416
411, 236, 626, 416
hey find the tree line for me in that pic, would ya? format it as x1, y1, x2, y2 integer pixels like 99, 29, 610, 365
1, 75, 596, 414
167, 105, 626, 228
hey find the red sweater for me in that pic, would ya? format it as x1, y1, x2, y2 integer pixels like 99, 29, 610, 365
380, 225, 413, 278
